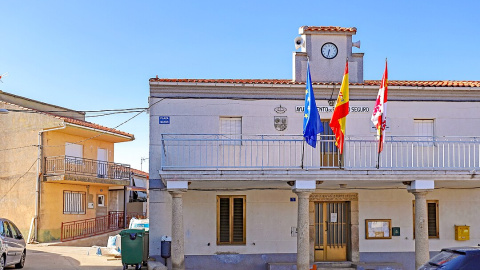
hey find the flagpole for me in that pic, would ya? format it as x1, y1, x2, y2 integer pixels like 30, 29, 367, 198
376, 130, 381, 169
301, 138, 305, 169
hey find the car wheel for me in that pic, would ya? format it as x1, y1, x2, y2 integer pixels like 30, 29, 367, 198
15, 250, 26, 269
0, 254, 5, 270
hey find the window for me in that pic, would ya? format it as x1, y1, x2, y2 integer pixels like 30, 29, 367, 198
217, 195, 246, 245
414, 119, 434, 145
220, 117, 242, 145
65, 143, 83, 158
320, 119, 337, 153
413, 200, 439, 238
97, 195, 105, 207
2, 221, 12, 238
64, 191, 86, 214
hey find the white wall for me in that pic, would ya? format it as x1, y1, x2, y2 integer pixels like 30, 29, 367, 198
150, 98, 480, 138
183, 190, 297, 255
178, 188, 480, 255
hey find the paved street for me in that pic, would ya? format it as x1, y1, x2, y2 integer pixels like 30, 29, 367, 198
14, 244, 126, 270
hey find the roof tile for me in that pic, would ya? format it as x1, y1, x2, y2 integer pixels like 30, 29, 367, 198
302, 26, 357, 33
149, 78, 480, 88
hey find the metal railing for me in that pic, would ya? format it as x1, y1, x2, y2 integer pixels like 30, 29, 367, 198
61, 211, 146, 242
160, 134, 480, 171
44, 155, 131, 180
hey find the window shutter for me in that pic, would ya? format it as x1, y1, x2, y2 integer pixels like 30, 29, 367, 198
427, 202, 438, 237
219, 198, 230, 243
220, 117, 242, 145
232, 197, 244, 243
65, 143, 83, 158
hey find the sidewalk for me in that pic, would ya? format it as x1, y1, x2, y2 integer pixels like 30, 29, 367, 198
22, 244, 124, 270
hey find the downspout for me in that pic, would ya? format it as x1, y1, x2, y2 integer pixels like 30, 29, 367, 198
33, 124, 66, 243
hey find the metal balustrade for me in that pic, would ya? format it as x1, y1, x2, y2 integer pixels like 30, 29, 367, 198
160, 134, 480, 171
61, 211, 146, 242
44, 155, 131, 180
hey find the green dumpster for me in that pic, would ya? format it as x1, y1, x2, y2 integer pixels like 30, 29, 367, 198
143, 230, 149, 266
120, 229, 145, 270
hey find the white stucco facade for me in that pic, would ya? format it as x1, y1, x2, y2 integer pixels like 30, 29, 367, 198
148, 26, 480, 270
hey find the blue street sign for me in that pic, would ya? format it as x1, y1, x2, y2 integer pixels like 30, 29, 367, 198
159, 116, 170, 124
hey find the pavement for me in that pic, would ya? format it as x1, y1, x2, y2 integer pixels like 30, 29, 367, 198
16, 243, 129, 270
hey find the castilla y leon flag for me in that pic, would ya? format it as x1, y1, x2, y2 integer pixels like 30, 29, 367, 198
303, 61, 324, 148
329, 60, 349, 155
371, 60, 388, 153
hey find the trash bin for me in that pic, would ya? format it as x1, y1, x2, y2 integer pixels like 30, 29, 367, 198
161, 236, 172, 266
142, 230, 149, 266
120, 229, 145, 270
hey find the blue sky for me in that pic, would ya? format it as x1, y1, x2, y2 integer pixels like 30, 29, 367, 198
1, 0, 479, 171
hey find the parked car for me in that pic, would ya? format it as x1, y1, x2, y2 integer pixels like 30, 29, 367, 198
0, 218, 26, 269
419, 246, 480, 270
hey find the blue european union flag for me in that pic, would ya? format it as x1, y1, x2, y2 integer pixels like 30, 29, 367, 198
303, 62, 323, 147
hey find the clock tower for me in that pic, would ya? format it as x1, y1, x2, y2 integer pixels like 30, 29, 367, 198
292, 26, 363, 83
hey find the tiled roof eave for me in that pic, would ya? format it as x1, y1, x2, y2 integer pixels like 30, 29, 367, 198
62, 117, 134, 140
149, 78, 480, 88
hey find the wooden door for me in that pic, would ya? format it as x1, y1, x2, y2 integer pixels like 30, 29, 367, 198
314, 202, 349, 261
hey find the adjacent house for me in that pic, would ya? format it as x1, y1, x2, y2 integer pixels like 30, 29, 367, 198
0, 91, 134, 242
148, 26, 480, 270
109, 168, 149, 219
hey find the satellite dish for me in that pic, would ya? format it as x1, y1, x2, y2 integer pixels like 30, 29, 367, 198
294, 37, 304, 50
352, 40, 361, 49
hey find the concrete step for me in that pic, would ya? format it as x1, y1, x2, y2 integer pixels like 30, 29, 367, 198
352, 262, 403, 270
268, 262, 355, 270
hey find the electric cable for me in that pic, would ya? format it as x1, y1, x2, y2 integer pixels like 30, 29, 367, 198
0, 158, 38, 202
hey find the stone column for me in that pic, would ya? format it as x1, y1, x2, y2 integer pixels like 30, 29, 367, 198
295, 191, 311, 270
292, 180, 316, 270
407, 180, 434, 270
167, 180, 189, 270
170, 190, 186, 270
412, 191, 429, 270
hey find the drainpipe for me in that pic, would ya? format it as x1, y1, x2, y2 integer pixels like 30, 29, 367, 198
34, 124, 65, 243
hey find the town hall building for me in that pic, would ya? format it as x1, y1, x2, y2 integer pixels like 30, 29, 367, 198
148, 26, 480, 270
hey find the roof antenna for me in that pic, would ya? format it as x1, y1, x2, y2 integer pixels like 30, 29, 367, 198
0, 72, 8, 83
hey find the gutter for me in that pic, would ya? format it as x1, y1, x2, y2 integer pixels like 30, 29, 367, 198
32, 123, 66, 243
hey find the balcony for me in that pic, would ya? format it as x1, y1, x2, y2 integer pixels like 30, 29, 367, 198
44, 156, 131, 185
160, 134, 480, 171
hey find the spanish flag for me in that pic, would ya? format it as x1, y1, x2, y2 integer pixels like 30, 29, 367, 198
329, 60, 349, 154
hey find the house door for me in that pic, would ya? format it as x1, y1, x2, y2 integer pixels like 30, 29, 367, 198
314, 202, 349, 261
97, 148, 107, 178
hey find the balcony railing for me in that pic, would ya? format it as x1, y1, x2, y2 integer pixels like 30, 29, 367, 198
61, 211, 146, 242
44, 155, 131, 180
160, 134, 480, 171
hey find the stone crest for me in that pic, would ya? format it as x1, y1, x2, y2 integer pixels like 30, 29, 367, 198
274, 116, 287, 131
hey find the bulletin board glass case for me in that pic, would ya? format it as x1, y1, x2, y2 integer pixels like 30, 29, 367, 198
365, 219, 392, 239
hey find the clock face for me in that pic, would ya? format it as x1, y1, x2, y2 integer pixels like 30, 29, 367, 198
321, 42, 338, 59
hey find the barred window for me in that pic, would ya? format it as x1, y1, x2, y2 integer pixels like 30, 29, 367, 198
64, 191, 86, 214
217, 195, 246, 245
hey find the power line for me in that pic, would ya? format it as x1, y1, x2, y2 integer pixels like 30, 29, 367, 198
0, 98, 164, 151
0, 159, 38, 202
3, 107, 147, 114
43, 98, 163, 148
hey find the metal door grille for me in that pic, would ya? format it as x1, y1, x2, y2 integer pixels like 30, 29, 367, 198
315, 202, 348, 248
